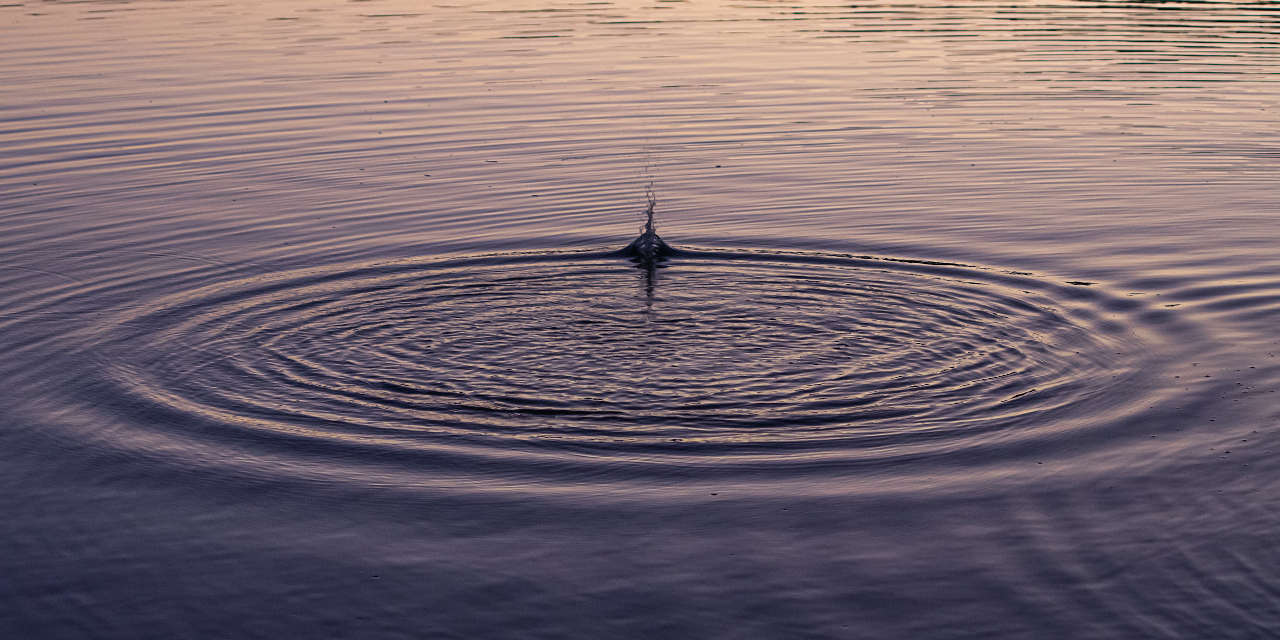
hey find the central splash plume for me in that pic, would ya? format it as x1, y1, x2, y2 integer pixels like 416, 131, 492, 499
622, 189, 673, 267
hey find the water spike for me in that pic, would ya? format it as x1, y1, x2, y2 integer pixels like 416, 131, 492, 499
622, 186, 672, 267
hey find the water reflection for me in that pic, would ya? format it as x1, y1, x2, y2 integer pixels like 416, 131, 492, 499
1, 0, 1278, 638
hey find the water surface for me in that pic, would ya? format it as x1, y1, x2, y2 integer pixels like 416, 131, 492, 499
2, 1, 1279, 637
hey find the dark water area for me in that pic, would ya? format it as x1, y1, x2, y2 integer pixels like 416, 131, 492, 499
3, 1, 1280, 637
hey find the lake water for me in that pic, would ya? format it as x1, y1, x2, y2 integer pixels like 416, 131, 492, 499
2, 0, 1279, 637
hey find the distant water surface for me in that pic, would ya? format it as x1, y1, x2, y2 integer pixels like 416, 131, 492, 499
2, 1, 1279, 638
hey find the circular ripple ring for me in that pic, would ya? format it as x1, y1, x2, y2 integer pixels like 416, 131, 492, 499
83, 249, 1188, 494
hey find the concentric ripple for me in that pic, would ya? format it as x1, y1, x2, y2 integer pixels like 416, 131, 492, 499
86, 249, 1189, 493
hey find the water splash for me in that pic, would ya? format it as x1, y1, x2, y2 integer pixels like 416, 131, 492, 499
622, 187, 673, 267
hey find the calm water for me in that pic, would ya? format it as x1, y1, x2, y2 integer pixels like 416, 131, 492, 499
3, 1, 1279, 637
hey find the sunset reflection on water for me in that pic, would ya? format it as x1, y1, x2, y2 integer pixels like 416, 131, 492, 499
2, 1, 1279, 638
